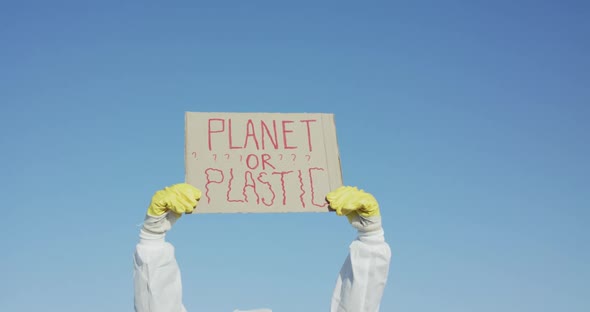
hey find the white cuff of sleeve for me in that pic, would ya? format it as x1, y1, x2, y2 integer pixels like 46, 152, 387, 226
350, 214, 383, 233
138, 211, 180, 243
357, 228, 385, 243
139, 228, 166, 242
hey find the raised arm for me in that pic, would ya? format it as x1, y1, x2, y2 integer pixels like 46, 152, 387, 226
133, 184, 201, 312
327, 186, 392, 312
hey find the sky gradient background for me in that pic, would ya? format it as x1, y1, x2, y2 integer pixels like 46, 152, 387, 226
1, 1, 589, 311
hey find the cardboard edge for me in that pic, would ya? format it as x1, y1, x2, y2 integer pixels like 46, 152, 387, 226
194, 210, 329, 214
184, 111, 189, 184
331, 113, 344, 185
321, 113, 344, 191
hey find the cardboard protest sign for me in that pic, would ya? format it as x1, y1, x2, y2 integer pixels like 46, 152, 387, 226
185, 112, 343, 213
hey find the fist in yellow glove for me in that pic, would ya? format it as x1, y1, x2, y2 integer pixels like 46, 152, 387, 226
326, 186, 382, 232
141, 183, 202, 240
147, 183, 202, 217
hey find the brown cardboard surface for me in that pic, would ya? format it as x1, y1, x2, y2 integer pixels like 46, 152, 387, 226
185, 112, 343, 213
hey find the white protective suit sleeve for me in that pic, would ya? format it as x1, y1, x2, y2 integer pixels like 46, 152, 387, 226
133, 230, 391, 312
330, 228, 392, 312
133, 237, 187, 312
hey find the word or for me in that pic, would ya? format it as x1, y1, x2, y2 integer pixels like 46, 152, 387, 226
203, 167, 328, 208
207, 118, 317, 152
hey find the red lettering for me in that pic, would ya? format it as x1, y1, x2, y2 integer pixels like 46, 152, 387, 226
261, 153, 276, 170
257, 172, 276, 206
281, 120, 296, 149
207, 119, 225, 151
246, 154, 259, 170
243, 119, 260, 149
300, 119, 316, 152
204, 168, 224, 203
309, 167, 328, 208
226, 168, 244, 202
261, 120, 279, 150
205, 166, 327, 209
272, 171, 293, 205
242, 171, 260, 204
298, 169, 306, 208
228, 119, 242, 150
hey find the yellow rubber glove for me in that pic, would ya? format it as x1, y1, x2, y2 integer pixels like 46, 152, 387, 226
147, 183, 202, 217
326, 186, 382, 232
141, 183, 202, 240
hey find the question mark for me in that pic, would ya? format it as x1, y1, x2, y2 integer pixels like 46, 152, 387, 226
213, 154, 217, 161
291, 154, 296, 161
224, 154, 230, 160
305, 155, 311, 162
279, 154, 283, 160
192, 152, 197, 159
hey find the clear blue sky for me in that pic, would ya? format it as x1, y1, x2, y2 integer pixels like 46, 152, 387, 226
1, 1, 588, 311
